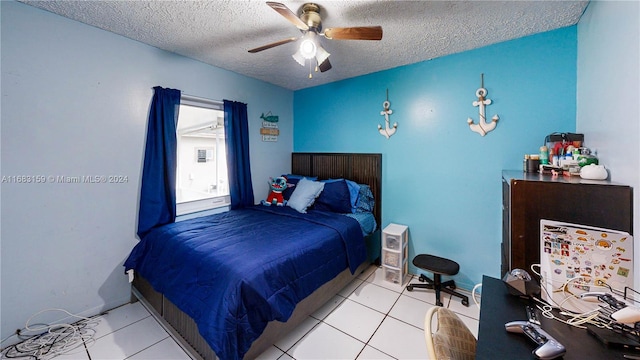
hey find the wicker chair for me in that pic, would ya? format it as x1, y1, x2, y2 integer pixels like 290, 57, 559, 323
424, 306, 477, 360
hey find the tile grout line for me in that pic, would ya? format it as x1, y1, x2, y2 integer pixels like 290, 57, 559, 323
289, 273, 421, 359
121, 336, 174, 360
357, 288, 406, 360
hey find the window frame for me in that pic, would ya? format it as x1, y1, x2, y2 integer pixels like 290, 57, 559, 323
176, 95, 230, 216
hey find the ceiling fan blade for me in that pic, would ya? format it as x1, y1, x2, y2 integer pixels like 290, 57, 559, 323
318, 58, 332, 72
267, 2, 309, 31
248, 37, 298, 53
323, 26, 383, 40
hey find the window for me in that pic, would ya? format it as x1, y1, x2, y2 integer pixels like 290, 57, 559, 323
176, 96, 229, 215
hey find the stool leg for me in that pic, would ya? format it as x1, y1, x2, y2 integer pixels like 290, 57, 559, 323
419, 274, 434, 286
433, 274, 443, 307
406, 274, 434, 292
441, 279, 456, 290
440, 286, 470, 307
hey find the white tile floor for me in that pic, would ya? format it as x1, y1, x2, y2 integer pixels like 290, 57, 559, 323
3, 266, 480, 360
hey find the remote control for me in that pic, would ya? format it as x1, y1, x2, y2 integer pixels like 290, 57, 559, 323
505, 321, 566, 359
526, 305, 541, 325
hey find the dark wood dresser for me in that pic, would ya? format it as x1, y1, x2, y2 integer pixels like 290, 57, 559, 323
501, 170, 633, 276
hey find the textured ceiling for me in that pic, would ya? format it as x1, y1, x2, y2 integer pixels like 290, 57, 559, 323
20, 0, 589, 91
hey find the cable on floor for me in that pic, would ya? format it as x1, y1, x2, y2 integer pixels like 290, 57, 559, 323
1, 308, 101, 360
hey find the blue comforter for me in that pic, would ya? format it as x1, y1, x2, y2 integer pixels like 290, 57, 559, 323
124, 205, 366, 360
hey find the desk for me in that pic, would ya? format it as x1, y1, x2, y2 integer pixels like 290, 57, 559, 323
476, 275, 638, 359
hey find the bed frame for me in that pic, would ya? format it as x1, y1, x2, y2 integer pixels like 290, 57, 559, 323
131, 152, 382, 359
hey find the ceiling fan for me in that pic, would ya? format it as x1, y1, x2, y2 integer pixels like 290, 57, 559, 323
248, 2, 383, 78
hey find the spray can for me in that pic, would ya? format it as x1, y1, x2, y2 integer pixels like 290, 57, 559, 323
540, 146, 549, 165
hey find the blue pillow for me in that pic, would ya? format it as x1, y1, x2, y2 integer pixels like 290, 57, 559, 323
314, 179, 352, 213
344, 179, 360, 213
282, 174, 317, 200
286, 178, 324, 213
355, 184, 375, 213
318, 178, 360, 212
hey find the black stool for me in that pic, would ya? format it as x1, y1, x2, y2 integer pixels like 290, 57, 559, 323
406, 254, 469, 307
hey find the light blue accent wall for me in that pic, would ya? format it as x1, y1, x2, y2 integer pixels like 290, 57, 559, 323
0, 1, 293, 340
577, 0, 640, 291
294, 27, 577, 290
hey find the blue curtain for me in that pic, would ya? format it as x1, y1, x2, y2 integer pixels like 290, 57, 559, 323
137, 86, 181, 238
224, 99, 255, 209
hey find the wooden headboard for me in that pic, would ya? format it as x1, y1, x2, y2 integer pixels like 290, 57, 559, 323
291, 153, 382, 228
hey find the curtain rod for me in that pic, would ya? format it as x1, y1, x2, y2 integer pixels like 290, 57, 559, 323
181, 92, 222, 105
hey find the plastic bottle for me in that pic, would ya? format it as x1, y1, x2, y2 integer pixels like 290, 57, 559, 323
572, 148, 580, 160
540, 146, 549, 165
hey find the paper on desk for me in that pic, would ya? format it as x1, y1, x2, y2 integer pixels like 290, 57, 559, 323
539, 219, 633, 313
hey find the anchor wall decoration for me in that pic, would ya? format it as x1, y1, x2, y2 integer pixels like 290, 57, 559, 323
467, 74, 499, 136
378, 89, 397, 139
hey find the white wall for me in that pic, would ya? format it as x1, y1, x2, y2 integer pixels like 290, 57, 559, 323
577, 0, 640, 289
0, 1, 293, 340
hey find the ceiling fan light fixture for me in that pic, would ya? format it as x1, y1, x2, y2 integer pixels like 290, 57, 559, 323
315, 45, 330, 66
292, 49, 306, 66
251, 2, 383, 78
299, 32, 317, 59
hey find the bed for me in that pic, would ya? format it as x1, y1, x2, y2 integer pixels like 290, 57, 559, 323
125, 152, 382, 360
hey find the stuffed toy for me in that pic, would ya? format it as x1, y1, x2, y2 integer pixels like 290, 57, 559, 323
260, 176, 292, 206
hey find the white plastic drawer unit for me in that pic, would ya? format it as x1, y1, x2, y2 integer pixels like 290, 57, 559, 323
383, 250, 400, 268
381, 223, 409, 285
383, 262, 408, 284
382, 223, 408, 250
383, 234, 401, 250
382, 246, 408, 268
